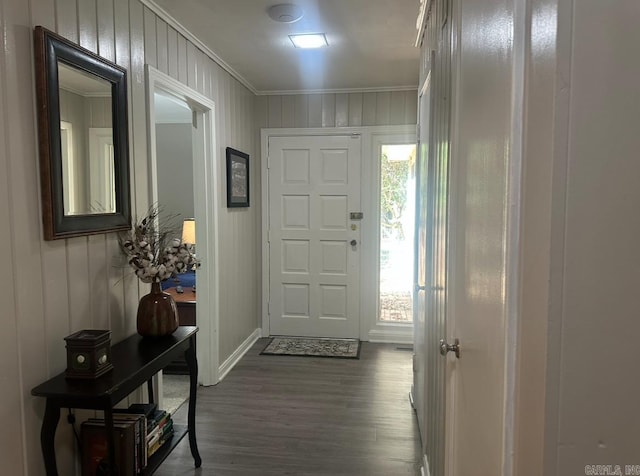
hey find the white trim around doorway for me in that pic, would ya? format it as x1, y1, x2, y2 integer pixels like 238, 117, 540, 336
146, 65, 221, 386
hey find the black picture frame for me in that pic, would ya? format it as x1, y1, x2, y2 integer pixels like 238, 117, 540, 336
226, 147, 250, 208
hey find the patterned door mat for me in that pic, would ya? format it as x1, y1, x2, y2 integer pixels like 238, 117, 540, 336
260, 336, 361, 359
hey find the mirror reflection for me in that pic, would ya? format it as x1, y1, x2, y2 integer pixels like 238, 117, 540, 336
58, 62, 115, 215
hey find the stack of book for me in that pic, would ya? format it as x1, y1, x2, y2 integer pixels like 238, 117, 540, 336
146, 408, 174, 458
80, 403, 174, 476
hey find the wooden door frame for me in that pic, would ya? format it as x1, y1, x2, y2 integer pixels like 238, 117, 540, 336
146, 65, 221, 386
261, 125, 415, 341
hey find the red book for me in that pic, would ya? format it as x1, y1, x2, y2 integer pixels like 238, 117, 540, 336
81, 420, 135, 476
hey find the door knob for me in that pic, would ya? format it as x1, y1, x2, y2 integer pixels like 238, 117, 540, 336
439, 338, 460, 359
350, 239, 357, 246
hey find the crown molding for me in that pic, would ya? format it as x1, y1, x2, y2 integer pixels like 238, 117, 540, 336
256, 85, 418, 96
140, 0, 259, 94
415, 0, 432, 47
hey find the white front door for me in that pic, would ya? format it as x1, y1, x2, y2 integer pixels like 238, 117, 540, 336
267, 135, 361, 338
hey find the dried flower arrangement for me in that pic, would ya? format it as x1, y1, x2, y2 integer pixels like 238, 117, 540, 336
119, 207, 199, 283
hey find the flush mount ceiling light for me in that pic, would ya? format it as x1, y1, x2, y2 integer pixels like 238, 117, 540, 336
267, 4, 304, 23
289, 33, 328, 49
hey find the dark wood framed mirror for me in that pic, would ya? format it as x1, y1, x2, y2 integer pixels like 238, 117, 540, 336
34, 26, 131, 240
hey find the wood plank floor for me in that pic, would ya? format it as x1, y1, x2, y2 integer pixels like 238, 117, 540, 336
155, 338, 422, 476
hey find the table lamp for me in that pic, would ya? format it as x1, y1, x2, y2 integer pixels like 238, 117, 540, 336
181, 218, 196, 292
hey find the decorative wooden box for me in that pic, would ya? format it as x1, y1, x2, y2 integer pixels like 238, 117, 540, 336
64, 330, 113, 379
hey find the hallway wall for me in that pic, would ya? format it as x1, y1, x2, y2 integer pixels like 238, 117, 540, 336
542, 0, 640, 472
0, 0, 258, 474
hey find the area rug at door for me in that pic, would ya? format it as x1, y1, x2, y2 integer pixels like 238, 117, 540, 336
260, 336, 361, 359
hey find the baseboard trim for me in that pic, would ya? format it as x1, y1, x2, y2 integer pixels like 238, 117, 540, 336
368, 328, 413, 344
218, 328, 262, 381
421, 454, 430, 476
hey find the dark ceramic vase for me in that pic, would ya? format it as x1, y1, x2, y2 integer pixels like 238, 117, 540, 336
137, 281, 179, 337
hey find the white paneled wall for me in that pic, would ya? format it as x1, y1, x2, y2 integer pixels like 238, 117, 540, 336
0, 0, 258, 474
256, 90, 417, 129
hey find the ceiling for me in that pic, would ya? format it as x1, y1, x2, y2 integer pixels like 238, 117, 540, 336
150, 0, 421, 94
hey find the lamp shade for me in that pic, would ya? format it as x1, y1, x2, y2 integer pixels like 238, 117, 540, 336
181, 218, 196, 245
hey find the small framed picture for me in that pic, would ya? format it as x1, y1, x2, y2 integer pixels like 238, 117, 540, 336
226, 147, 250, 208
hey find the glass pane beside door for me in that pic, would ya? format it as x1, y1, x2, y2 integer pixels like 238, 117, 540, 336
379, 144, 416, 322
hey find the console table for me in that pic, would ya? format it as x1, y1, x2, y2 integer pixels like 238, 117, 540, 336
31, 326, 202, 475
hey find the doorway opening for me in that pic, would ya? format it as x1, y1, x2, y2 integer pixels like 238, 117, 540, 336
145, 65, 220, 391
378, 144, 416, 323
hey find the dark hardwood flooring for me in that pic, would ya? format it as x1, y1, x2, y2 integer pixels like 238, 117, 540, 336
155, 339, 422, 476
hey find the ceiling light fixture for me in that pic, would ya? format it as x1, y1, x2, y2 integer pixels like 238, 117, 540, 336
289, 33, 328, 49
267, 4, 304, 23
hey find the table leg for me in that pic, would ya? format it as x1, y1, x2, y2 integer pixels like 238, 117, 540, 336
184, 335, 202, 467
41, 400, 60, 476
147, 379, 155, 404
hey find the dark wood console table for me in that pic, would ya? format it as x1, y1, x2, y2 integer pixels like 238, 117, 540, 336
31, 326, 202, 475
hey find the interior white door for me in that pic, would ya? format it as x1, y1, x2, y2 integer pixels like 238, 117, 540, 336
268, 135, 361, 338
413, 75, 431, 445
443, 0, 510, 473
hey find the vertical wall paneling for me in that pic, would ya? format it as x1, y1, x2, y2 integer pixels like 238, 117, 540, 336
294, 94, 309, 127
97, 0, 115, 61
348, 92, 363, 126
167, 26, 178, 79
155, 18, 168, 73
1, 0, 29, 473
177, 34, 187, 84
129, 0, 148, 216
78, 0, 97, 52
281, 95, 295, 128
55, 0, 77, 40
335, 93, 349, 127
5, 0, 47, 472
114, 0, 131, 70
267, 95, 282, 128
143, 6, 156, 67
321, 93, 336, 127
404, 90, 418, 124
255, 90, 418, 130
375, 91, 391, 125
88, 235, 109, 329
66, 238, 92, 330
186, 42, 197, 90
128, 0, 148, 341
308, 94, 322, 127
94, 0, 116, 335
390, 90, 405, 124
40, 2, 85, 467
362, 92, 377, 125
200, 50, 209, 96
255, 95, 269, 135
